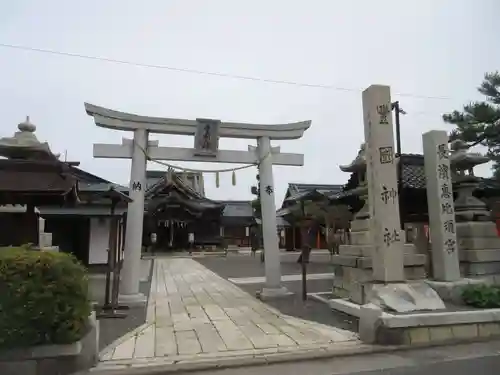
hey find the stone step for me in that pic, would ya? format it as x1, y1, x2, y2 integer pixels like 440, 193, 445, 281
460, 249, 500, 262
331, 253, 426, 269
350, 219, 370, 232
457, 221, 499, 238
458, 237, 500, 251
339, 243, 417, 257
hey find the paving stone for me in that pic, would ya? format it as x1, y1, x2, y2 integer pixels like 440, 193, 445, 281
111, 335, 136, 360
213, 320, 254, 350
278, 325, 316, 345
99, 350, 114, 361
155, 326, 177, 356
185, 305, 210, 321
203, 304, 229, 321
268, 334, 297, 346
239, 323, 279, 349
194, 323, 228, 352
96, 257, 356, 371
256, 323, 281, 335
134, 325, 155, 358
172, 312, 191, 324
176, 330, 202, 355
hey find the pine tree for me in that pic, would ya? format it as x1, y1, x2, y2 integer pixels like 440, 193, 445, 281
250, 174, 263, 259
250, 173, 261, 220
443, 71, 500, 178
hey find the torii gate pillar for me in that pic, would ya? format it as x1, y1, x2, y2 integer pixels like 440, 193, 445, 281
257, 136, 290, 297
85, 103, 311, 303
120, 129, 148, 303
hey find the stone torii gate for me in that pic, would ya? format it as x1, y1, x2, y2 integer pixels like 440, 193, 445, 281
85, 103, 311, 303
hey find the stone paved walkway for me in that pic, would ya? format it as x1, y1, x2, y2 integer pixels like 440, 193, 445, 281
95, 257, 359, 372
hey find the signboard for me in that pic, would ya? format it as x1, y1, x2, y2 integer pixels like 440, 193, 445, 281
194, 118, 220, 157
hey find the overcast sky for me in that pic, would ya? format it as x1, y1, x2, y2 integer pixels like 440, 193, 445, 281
1, 0, 499, 205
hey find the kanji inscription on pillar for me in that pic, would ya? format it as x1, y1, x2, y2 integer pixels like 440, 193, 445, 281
363, 85, 404, 282
132, 181, 142, 191
423, 130, 460, 281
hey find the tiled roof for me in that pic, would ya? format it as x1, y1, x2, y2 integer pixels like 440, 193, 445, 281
332, 153, 500, 200
68, 166, 129, 193
217, 200, 253, 217
400, 154, 426, 189
145, 171, 223, 212
329, 154, 426, 201
288, 183, 344, 196
284, 183, 344, 204
78, 182, 128, 193
255, 216, 290, 227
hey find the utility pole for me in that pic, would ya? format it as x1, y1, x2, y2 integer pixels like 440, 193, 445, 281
392, 101, 406, 229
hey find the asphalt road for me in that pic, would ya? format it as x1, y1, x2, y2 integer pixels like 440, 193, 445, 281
187, 340, 500, 375
195, 253, 358, 332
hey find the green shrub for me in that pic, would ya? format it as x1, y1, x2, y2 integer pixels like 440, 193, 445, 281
0, 248, 91, 348
461, 284, 500, 308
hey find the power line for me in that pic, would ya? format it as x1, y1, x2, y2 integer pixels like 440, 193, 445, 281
0, 42, 453, 101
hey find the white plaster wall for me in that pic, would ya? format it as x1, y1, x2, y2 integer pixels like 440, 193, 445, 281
89, 217, 110, 265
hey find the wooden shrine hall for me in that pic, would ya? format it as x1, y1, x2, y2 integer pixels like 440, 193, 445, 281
143, 170, 225, 251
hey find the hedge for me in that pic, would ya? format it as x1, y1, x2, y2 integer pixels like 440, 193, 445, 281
462, 284, 500, 308
0, 248, 91, 348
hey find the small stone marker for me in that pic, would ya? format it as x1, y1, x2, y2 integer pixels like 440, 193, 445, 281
423, 130, 460, 281
362, 84, 404, 282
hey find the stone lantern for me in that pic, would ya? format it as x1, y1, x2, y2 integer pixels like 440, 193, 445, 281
339, 142, 368, 220
449, 139, 490, 222
0, 116, 57, 160
450, 139, 500, 277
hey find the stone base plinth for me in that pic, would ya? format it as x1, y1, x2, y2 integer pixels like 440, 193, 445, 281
118, 293, 147, 306
332, 244, 427, 305
256, 286, 293, 300
0, 312, 98, 375
358, 303, 500, 345
457, 222, 500, 277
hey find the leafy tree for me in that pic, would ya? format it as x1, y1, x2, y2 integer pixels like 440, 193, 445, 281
250, 174, 261, 219
250, 174, 263, 258
443, 71, 500, 178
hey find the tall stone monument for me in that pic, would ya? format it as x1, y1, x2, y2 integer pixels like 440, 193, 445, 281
331, 86, 429, 307
363, 85, 405, 282
423, 130, 460, 281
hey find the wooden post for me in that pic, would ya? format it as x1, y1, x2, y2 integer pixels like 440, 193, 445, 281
97, 199, 128, 318
301, 247, 310, 301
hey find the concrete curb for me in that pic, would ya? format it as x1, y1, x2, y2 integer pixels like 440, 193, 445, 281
309, 294, 363, 317
88, 342, 405, 375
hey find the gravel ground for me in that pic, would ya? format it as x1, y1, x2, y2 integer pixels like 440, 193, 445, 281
96, 260, 154, 350
195, 254, 358, 332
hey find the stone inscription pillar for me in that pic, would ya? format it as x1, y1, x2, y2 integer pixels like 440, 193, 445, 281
120, 128, 148, 303
423, 130, 460, 281
363, 85, 405, 282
